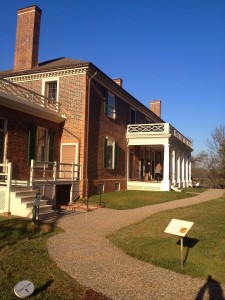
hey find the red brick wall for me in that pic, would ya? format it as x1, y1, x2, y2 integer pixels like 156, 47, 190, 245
87, 81, 149, 195
0, 105, 62, 180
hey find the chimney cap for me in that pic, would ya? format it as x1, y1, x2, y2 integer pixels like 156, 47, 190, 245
17, 5, 42, 15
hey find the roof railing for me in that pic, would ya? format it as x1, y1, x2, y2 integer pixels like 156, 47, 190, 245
0, 78, 61, 112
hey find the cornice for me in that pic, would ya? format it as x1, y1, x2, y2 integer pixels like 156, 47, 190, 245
6, 67, 88, 83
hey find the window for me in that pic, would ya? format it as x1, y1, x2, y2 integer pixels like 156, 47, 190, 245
27, 126, 55, 165
36, 127, 49, 161
104, 91, 117, 119
45, 81, 57, 102
130, 108, 136, 124
104, 138, 118, 169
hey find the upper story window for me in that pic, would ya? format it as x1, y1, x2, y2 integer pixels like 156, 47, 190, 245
130, 107, 136, 124
104, 91, 117, 119
44, 80, 58, 102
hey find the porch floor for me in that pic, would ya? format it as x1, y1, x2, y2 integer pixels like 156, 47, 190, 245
127, 180, 161, 191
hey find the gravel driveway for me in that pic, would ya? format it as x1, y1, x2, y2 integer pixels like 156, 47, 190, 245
47, 189, 225, 300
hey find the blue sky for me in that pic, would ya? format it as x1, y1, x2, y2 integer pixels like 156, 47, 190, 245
0, 0, 224, 155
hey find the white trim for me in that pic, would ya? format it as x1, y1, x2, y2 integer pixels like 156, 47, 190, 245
0, 117, 7, 164
6, 67, 88, 83
60, 143, 79, 164
42, 77, 59, 104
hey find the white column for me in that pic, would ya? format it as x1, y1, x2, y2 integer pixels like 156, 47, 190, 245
171, 148, 176, 185
176, 152, 181, 188
161, 143, 171, 191
126, 145, 130, 182
188, 154, 192, 186
181, 152, 185, 188
185, 154, 189, 188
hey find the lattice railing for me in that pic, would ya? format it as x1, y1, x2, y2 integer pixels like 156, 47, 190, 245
127, 123, 167, 133
127, 123, 192, 147
0, 78, 61, 112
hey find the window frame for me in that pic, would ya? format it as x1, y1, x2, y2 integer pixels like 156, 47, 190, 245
104, 91, 117, 119
104, 137, 118, 170
27, 125, 55, 165
130, 107, 136, 124
42, 77, 59, 103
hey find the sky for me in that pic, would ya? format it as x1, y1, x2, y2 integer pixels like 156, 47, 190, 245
0, 0, 224, 155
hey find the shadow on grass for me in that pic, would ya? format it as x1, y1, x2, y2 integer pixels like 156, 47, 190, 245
176, 237, 199, 265
0, 218, 56, 249
31, 279, 54, 297
195, 275, 225, 300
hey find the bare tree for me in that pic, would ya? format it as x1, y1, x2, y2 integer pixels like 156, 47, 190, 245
205, 125, 225, 188
191, 125, 225, 188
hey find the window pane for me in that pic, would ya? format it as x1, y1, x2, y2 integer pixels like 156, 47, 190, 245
130, 108, 136, 124
46, 81, 57, 102
107, 92, 116, 119
106, 139, 114, 169
36, 127, 48, 161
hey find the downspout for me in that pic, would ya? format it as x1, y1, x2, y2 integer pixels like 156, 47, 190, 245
85, 71, 98, 201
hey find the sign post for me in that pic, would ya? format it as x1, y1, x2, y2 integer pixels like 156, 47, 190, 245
164, 219, 194, 268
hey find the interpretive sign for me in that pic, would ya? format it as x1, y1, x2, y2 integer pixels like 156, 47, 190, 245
164, 219, 194, 268
164, 218, 194, 237
14, 280, 34, 298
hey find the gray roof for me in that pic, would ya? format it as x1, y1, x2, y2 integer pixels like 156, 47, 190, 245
0, 57, 89, 77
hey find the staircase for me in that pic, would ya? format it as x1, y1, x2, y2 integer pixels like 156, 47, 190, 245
10, 186, 58, 221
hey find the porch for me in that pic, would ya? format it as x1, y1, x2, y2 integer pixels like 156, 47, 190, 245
0, 160, 81, 218
126, 123, 193, 191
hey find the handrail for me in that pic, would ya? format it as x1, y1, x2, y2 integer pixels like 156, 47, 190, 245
0, 78, 61, 112
30, 160, 81, 182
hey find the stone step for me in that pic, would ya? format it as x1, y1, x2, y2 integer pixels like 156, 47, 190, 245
26, 199, 48, 208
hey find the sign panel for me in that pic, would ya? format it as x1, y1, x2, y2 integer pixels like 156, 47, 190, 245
14, 280, 34, 298
164, 218, 194, 237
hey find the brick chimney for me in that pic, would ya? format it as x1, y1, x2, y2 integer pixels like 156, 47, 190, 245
14, 5, 42, 71
150, 100, 161, 118
113, 78, 123, 87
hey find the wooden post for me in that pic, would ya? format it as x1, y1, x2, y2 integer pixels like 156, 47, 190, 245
181, 237, 184, 268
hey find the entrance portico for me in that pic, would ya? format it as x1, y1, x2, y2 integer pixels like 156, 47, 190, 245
126, 123, 193, 191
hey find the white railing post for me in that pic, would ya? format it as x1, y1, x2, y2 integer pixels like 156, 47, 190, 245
30, 159, 35, 186
5, 162, 12, 215
52, 161, 57, 208
72, 163, 75, 180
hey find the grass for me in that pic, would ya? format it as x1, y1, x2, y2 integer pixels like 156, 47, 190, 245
86, 188, 207, 210
0, 216, 88, 300
108, 193, 225, 284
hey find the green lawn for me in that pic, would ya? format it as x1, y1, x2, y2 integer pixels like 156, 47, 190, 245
0, 216, 88, 299
87, 188, 207, 210
108, 194, 225, 284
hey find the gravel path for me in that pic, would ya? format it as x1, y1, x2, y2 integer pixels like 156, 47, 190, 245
47, 189, 225, 300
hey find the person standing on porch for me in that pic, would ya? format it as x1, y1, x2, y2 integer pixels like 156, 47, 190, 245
145, 160, 151, 181
155, 162, 162, 182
